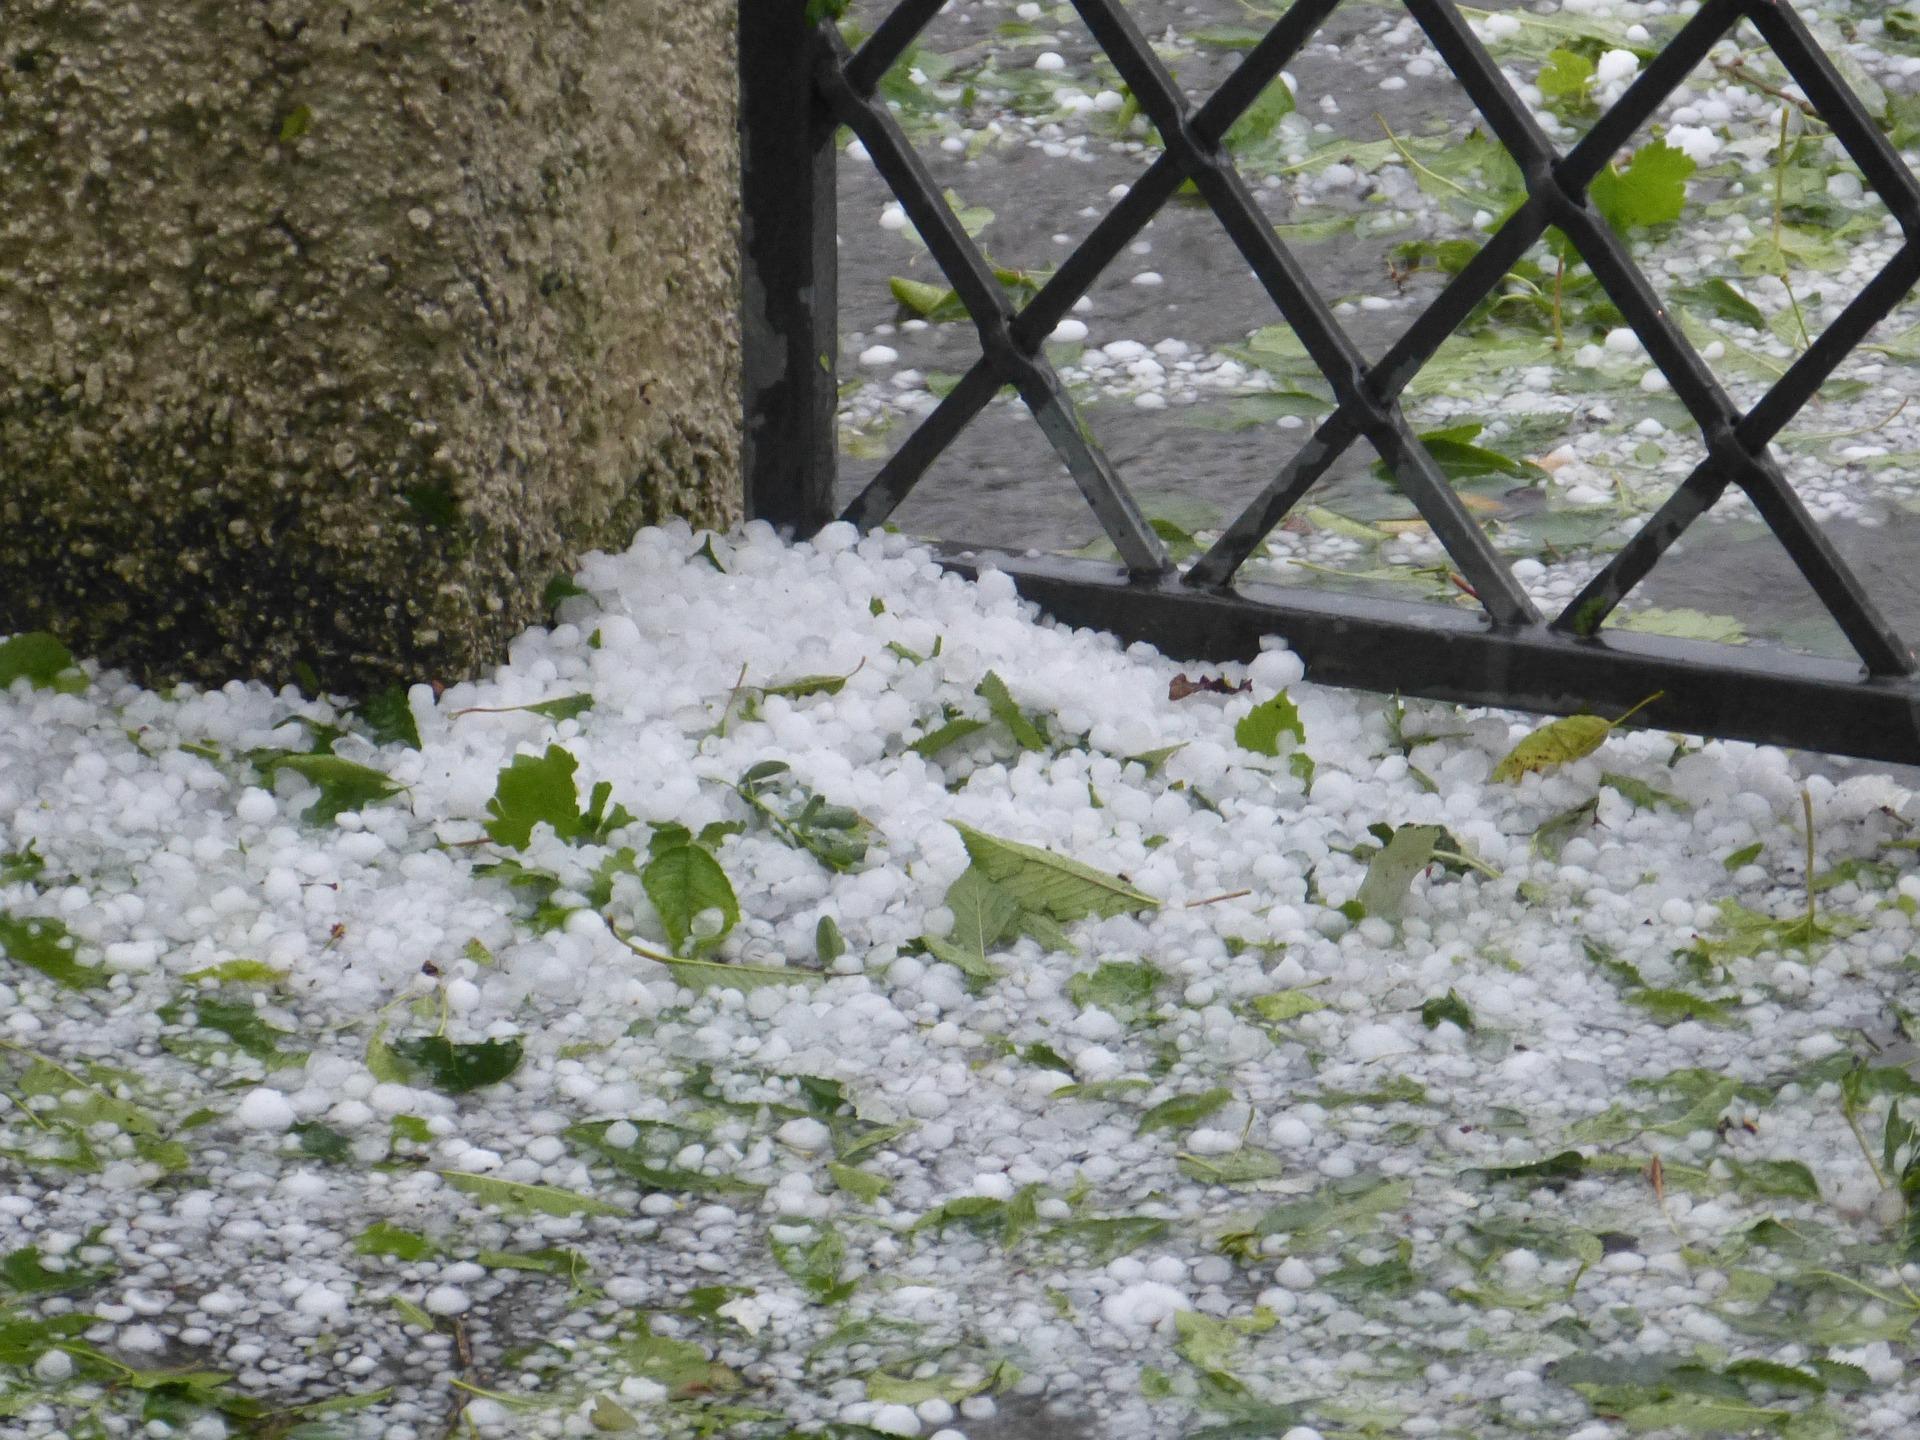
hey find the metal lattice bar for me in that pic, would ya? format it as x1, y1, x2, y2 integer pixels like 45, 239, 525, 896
1076, 0, 1537, 622
741, 0, 1920, 766
841, 0, 1339, 536
845, 0, 949, 98
816, 27, 1168, 571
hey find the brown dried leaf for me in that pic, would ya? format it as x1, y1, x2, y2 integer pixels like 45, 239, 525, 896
1169, 674, 1250, 701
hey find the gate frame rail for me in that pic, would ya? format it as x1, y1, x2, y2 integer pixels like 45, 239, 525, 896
740, 0, 1920, 767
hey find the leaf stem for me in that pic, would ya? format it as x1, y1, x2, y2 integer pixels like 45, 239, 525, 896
1551, 255, 1566, 351
1773, 104, 1789, 255
1841, 1098, 1889, 1191
1802, 788, 1817, 929
1375, 114, 1479, 202
1184, 889, 1253, 908
1608, 691, 1665, 729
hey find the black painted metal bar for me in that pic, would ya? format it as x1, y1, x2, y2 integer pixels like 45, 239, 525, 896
840, 0, 1342, 533
1406, 0, 1911, 673
1743, 0, 1920, 238
1553, 235, 1920, 643
740, 0, 1920, 764
846, 0, 949, 99
1077, 0, 1535, 624
841, 364, 1003, 532
942, 549, 1920, 768
1193, 188, 1558, 588
739, 1, 839, 538
816, 31, 1168, 572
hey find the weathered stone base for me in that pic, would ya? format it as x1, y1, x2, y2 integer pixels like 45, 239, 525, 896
0, 0, 738, 693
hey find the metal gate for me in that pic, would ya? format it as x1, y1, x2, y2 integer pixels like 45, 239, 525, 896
739, 0, 1920, 767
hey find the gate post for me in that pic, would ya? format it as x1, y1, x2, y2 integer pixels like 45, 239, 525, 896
740, 2, 840, 537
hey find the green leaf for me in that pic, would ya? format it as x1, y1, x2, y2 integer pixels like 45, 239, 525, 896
1617, 1399, 1789, 1433
0, 914, 106, 989
769, 1220, 854, 1302
735, 766, 873, 872
1724, 1158, 1820, 1201
1537, 48, 1595, 101
1324, 1238, 1418, 1297
655, 955, 818, 991
1225, 76, 1294, 148
1532, 798, 1600, 858
388, 1036, 523, 1094
976, 671, 1048, 750
391, 1296, 437, 1330
519, 693, 594, 721
254, 753, 402, 823
909, 717, 988, 757
1724, 842, 1764, 871
390, 1113, 433, 1144
641, 843, 740, 955
1174, 1307, 1277, 1372
889, 275, 964, 321
1602, 772, 1688, 810
923, 866, 1018, 984
278, 104, 312, 142
1066, 959, 1164, 1017
353, 1223, 439, 1261
1675, 278, 1767, 331
179, 959, 287, 985
1473, 1150, 1587, 1185
544, 573, 588, 609
1492, 693, 1661, 782
950, 823, 1158, 921
759, 672, 854, 701
0, 632, 84, 691
1052, 1077, 1153, 1102
1177, 1148, 1288, 1185
1049, 1215, 1169, 1261
1884, 1099, 1914, 1178
1628, 986, 1738, 1026
163, 994, 306, 1066
1375, 424, 1548, 485
590, 1395, 639, 1432
1138, 1088, 1232, 1136
815, 916, 846, 965
1615, 607, 1748, 644
1354, 824, 1443, 920
477, 1247, 593, 1286
1589, 139, 1695, 232
565, 1121, 765, 1196
1420, 989, 1475, 1031
0, 843, 44, 884
1252, 1176, 1411, 1248
438, 1171, 623, 1217
366, 1022, 407, 1083
1725, 1359, 1825, 1395
359, 685, 422, 748
1248, 989, 1326, 1023
1, 1245, 114, 1296
484, 745, 584, 848
1234, 692, 1305, 758
828, 1163, 891, 1201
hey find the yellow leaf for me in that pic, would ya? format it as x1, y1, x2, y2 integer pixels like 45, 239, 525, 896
1490, 693, 1662, 783
591, 1396, 638, 1432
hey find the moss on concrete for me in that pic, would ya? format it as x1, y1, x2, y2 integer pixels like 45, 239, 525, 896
0, 0, 738, 693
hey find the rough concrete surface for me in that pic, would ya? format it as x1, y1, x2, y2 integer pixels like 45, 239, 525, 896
0, 0, 739, 693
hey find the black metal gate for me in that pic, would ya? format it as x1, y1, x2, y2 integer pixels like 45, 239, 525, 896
739, 0, 1920, 767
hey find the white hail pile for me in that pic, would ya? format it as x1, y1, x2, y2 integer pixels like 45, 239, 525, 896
3, 521, 1920, 1439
